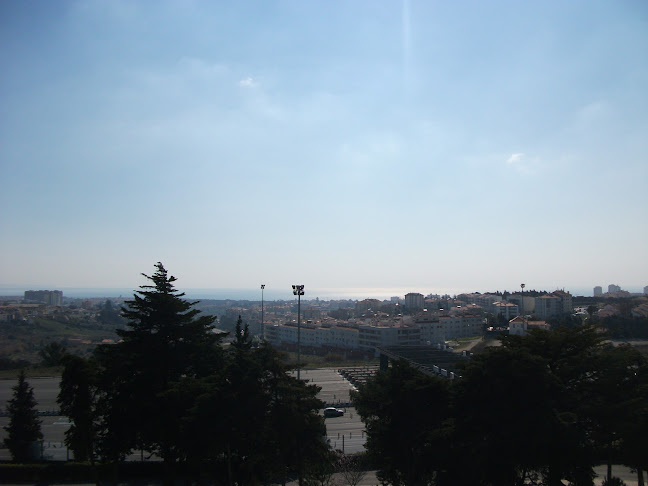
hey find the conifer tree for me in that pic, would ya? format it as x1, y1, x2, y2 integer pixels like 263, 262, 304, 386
4, 370, 43, 462
58, 354, 98, 462
96, 262, 223, 465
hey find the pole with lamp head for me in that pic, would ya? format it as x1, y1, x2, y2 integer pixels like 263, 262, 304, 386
261, 284, 265, 341
292, 284, 304, 380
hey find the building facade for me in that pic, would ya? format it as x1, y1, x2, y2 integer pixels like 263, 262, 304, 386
264, 314, 483, 350
534, 295, 562, 319
491, 301, 520, 320
24, 290, 63, 306
404, 292, 425, 310
552, 290, 573, 314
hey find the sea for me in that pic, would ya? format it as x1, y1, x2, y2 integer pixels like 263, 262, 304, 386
2, 285, 641, 301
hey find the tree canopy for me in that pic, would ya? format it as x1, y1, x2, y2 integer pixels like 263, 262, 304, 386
57, 263, 330, 485
353, 326, 648, 486
3, 370, 43, 463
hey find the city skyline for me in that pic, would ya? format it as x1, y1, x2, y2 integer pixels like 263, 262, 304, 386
1, 283, 645, 302
1, 1, 647, 294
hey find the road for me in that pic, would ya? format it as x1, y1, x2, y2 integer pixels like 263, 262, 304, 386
1, 369, 368, 458
295, 368, 367, 453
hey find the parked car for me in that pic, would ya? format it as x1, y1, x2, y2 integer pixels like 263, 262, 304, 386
323, 407, 344, 418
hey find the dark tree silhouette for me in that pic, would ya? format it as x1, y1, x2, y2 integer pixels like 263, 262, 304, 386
38, 342, 67, 367
58, 354, 99, 462
96, 262, 223, 469
3, 370, 43, 462
352, 360, 451, 486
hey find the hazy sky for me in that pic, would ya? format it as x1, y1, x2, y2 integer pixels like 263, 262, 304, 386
1, 0, 647, 299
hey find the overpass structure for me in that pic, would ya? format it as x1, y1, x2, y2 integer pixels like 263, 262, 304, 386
376, 345, 472, 379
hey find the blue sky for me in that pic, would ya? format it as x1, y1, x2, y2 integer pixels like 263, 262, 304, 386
1, 0, 647, 299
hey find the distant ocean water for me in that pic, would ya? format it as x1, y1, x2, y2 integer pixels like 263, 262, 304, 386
2, 285, 643, 301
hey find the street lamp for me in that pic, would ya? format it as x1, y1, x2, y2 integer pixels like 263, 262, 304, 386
292, 284, 304, 380
261, 284, 265, 341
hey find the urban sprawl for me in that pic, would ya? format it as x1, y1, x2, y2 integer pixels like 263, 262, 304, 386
4, 284, 648, 355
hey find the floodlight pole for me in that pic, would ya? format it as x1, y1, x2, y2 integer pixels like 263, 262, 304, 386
261, 284, 265, 341
292, 284, 304, 380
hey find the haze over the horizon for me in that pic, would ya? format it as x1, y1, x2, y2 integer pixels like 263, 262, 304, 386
1, 1, 647, 296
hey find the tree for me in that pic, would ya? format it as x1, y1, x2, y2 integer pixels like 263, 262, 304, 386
98, 299, 123, 326
606, 346, 648, 486
338, 452, 368, 486
58, 354, 99, 462
500, 327, 611, 486
352, 360, 451, 486
451, 344, 564, 486
304, 450, 337, 486
95, 262, 223, 468
180, 342, 329, 486
257, 344, 329, 486
233, 314, 251, 350
39, 342, 67, 367
3, 370, 43, 462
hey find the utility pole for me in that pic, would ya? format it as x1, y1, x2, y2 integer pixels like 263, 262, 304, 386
292, 284, 304, 380
261, 284, 265, 341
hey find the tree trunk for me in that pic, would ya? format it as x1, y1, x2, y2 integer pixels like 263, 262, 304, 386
607, 462, 612, 483
638, 468, 645, 486
227, 443, 233, 486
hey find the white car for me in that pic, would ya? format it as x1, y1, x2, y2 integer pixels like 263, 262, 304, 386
323, 407, 344, 418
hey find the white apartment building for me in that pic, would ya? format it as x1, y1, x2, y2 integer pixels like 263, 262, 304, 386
509, 316, 527, 336
491, 301, 520, 320
534, 295, 562, 319
460, 293, 503, 309
552, 290, 573, 314
506, 294, 536, 315
509, 316, 551, 336
264, 314, 483, 350
415, 316, 446, 344
358, 324, 421, 349
439, 315, 483, 339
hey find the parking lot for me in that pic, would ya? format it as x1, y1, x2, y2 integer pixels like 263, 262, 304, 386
293, 368, 367, 453
1, 369, 367, 459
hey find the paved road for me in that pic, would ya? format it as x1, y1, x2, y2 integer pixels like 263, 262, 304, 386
0, 377, 61, 412
296, 368, 367, 453
1, 377, 68, 461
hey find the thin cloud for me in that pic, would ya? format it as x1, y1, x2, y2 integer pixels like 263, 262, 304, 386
507, 153, 525, 164
239, 77, 258, 88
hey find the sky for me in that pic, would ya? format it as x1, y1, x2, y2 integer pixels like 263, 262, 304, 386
1, 0, 647, 300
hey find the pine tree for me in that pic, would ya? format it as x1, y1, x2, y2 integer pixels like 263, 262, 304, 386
58, 354, 98, 462
96, 262, 223, 465
4, 370, 43, 462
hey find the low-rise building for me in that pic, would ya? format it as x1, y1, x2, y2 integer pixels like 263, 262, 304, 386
552, 290, 573, 314
509, 316, 527, 336
509, 316, 550, 336
491, 301, 519, 320
534, 295, 562, 319
439, 315, 483, 339
264, 313, 482, 350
